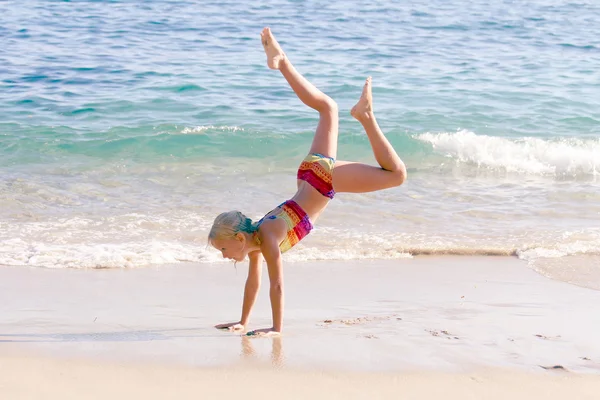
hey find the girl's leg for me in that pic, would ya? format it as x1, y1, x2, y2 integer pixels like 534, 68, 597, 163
333, 77, 407, 193
261, 27, 339, 159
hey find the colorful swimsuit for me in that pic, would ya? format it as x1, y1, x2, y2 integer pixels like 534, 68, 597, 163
257, 200, 313, 253
258, 153, 335, 253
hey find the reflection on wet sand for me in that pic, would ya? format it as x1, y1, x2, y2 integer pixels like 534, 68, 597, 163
241, 336, 284, 367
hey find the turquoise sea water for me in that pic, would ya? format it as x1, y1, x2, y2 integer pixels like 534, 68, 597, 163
1, 1, 599, 286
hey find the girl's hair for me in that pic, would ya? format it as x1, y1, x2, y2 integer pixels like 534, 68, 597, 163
208, 211, 258, 243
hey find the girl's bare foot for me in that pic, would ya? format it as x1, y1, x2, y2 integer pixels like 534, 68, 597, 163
260, 27, 286, 70
351, 77, 373, 121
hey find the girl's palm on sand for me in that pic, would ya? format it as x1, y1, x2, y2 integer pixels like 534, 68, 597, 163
215, 322, 245, 331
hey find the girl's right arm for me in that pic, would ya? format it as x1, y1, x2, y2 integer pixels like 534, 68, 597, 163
215, 251, 263, 332
239, 250, 263, 327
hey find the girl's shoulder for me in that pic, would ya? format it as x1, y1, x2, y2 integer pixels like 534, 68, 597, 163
257, 215, 287, 239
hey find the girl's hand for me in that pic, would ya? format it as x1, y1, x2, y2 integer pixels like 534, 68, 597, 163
215, 322, 245, 332
245, 327, 281, 337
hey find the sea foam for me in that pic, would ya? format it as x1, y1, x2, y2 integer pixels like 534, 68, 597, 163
415, 130, 600, 177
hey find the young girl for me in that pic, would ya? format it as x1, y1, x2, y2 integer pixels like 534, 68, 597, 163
210, 27, 407, 337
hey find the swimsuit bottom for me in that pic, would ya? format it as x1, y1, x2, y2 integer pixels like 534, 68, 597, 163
297, 152, 336, 199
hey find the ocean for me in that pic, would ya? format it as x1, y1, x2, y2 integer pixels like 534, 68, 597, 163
1, 0, 599, 288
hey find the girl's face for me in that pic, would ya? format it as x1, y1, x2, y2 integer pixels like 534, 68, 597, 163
212, 234, 247, 262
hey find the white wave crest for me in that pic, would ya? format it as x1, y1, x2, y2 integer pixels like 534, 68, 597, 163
181, 126, 244, 134
415, 130, 600, 177
517, 229, 600, 261
1, 215, 598, 269
0, 238, 221, 269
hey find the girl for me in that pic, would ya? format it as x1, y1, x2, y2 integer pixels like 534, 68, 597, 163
210, 27, 407, 337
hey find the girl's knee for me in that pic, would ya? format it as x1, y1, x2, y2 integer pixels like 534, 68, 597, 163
318, 97, 337, 114
390, 167, 407, 187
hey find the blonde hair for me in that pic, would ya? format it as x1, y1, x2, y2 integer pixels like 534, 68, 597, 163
208, 211, 258, 243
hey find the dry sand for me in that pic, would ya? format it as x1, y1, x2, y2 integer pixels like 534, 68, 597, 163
1, 354, 600, 400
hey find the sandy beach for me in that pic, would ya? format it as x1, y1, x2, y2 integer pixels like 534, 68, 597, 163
1, 256, 600, 398
3, 0, 600, 397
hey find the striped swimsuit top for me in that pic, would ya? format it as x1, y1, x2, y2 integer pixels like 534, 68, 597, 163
256, 200, 313, 253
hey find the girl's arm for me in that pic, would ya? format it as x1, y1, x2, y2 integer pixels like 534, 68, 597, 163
215, 251, 262, 332
260, 234, 284, 333
239, 251, 263, 327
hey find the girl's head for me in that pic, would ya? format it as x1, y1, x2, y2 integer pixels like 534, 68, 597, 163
208, 211, 257, 262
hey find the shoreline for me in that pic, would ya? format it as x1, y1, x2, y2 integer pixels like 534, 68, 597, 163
3, 256, 600, 398
2, 256, 599, 373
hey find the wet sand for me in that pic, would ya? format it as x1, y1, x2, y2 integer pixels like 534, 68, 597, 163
1, 256, 600, 398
